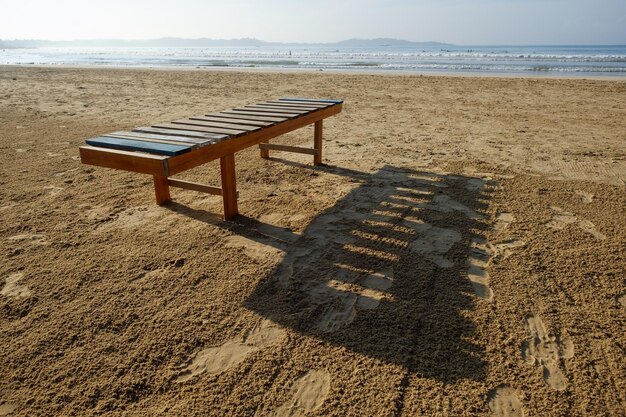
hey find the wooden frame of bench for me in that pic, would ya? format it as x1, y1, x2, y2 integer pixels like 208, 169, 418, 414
79, 98, 343, 220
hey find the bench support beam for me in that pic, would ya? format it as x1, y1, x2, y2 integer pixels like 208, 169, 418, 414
258, 120, 324, 164
258, 143, 318, 155
220, 153, 238, 220
167, 178, 223, 196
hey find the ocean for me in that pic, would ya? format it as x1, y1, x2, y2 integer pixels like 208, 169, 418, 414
2, 44, 626, 76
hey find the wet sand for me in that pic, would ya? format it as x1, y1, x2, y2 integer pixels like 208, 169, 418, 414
0, 66, 625, 416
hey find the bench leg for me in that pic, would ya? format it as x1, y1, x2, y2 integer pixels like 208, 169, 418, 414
220, 153, 239, 220
314, 120, 323, 165
153, 175, 171, 205
260, 140, 270, 159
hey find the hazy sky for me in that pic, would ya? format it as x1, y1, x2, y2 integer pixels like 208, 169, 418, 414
1, 0, 625, 45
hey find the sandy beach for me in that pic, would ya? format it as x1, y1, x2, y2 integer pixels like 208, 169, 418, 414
0, 66, 625, 416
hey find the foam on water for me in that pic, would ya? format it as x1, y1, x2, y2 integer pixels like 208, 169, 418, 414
2, 45, 625, 75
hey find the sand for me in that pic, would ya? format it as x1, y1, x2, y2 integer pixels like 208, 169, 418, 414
0, 66, 625, 416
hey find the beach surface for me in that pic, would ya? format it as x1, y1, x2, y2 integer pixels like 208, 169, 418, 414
0, 66, 625, 416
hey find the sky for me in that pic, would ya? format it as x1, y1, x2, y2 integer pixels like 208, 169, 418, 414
1, 0, 625, 45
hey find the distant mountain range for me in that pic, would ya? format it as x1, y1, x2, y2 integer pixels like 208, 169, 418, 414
0, 37, 452, 48
335, 38, 450, 47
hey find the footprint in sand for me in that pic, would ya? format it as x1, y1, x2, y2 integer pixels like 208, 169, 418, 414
274, 247, 314, 287
546, 206, 606, 240
176, 319, 286, 382
467, 240, 496, 302
495, 213, 515, 231
310, 269, 394, 333
545, 206, 577, 230
493, 239, 526, 260
312, 289, 358, 333
257, 224, 300, 244
54, 167, 79, 177
467, 238, 525, 302
487, 386, 524, 417
406, 172, 448, 188
430, 194, 485, 219
461, 175, 506, 192
266, 370, 331, 417
130, 268, 166, 284
223, 235, 285, 261
81, 204, 113, 223
130, 258, 185, 283
298, 213, 349, 248
96, 206, 169, 232
1, 273, 31, 299
466, 178, 488, 191
362, 270, 394, 291
8, 233, 48, 246
256, 214, 301, 243
577, 220, 606, 241
522, 313, 574, 391
0, 402, 18, 416
575, 190, 594, 204
43, 185, 64, 197
403, 218, 461, 268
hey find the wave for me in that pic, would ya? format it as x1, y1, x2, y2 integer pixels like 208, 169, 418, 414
2, 45, 626, 75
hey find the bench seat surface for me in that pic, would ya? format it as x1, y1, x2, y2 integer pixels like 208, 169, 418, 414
84, 98, 343, 157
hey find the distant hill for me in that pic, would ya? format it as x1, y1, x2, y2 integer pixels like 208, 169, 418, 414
0, 38, 271, 48
334, 38, 452, 47
0, 37, 453, 48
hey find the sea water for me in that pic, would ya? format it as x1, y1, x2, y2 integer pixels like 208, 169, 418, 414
2, 44, 625, 76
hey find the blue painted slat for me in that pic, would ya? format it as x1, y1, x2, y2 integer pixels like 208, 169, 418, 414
86, 136, 192, 156
279, 97, 343, 104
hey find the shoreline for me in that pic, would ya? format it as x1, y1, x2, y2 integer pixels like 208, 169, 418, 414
3, 63, 626, 81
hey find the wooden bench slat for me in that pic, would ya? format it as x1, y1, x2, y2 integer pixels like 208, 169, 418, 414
241, 105, 311, 114
86, 136, 192, 156
105, 133, 202, 149
279, 97, 343, 104
199, 115, 273, 127
205, 112, 280, 124
255, 103, 319, 111
108, 131, 210, 146
187, 116, 266, 130
233, 106, 308, 117
174, 118, 260, 132
226, 110, 297, 119
133, 127, 227, 140
267, 100, 330, 108
153, 123, 241, 137
170, 120, 249, 135
219, 111, 289, 122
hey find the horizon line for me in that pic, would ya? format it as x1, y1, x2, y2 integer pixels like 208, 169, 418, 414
2, 37, 626, 47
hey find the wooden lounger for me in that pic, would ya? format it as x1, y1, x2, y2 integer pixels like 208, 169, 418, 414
79, 98, 343, 220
